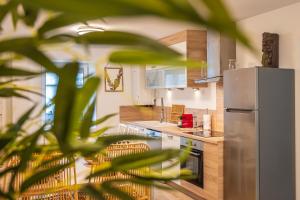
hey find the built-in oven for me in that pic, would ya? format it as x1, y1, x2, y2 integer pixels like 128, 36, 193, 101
180, 137, 204, 188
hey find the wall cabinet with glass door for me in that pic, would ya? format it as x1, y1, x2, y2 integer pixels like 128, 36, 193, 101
146, 30, 207, 89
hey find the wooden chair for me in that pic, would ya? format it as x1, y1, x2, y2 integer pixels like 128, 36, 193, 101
86, 143, 151, 200
0, 153, 78, 200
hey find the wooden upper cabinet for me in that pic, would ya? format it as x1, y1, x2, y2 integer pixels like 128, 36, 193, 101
160, 30, 207, 88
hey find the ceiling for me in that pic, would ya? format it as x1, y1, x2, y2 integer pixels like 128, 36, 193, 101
225, 0, 300, 20
86, 0, 300, 39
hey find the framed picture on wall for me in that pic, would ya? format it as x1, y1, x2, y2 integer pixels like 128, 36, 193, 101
104, 65, 124, 92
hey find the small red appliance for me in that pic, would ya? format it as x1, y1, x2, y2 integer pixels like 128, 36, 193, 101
181, 114, 193, 128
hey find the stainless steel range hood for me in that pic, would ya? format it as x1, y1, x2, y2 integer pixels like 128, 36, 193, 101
195, 31, 236, 84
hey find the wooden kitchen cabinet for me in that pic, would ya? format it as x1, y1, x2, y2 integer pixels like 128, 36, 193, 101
124, 122, 224, 200
203, 142, 224, 200
159, 30, 208, 88
162, 132, 180, 149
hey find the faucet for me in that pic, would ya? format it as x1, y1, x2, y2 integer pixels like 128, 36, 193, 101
153, 97, 166, 123
160, 97, 165, 123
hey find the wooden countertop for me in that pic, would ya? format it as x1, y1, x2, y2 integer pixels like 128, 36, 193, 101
125, 121, 224, 144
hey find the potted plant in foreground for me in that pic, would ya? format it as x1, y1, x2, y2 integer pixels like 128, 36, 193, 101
0, 0, 252, 199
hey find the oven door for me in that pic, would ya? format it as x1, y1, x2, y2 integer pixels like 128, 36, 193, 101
181, 146, 204, 188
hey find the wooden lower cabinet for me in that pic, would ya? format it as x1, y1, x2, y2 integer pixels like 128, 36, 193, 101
203, 142, 224, 200
122, 123, 224, 200
171, 141, 224, 200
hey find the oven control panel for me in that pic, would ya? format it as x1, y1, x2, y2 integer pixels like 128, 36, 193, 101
180, 137, 203, 151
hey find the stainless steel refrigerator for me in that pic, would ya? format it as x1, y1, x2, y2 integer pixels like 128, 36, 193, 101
224, 67, 295, 200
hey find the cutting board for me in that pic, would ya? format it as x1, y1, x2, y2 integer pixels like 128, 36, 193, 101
170, 104, 185, 123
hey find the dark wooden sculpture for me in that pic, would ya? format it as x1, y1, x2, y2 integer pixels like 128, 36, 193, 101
262, 32, 279, 68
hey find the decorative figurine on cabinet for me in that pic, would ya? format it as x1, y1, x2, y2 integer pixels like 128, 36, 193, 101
262, 32, 279, 68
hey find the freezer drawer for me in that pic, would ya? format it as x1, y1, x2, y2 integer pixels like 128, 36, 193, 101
224, 68, 258, 110
224, 110, 258, 200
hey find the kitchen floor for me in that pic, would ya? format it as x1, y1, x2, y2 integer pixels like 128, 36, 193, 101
154, 188, 193, 200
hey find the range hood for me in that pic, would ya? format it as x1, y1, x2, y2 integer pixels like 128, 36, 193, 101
195, 31, 236, 84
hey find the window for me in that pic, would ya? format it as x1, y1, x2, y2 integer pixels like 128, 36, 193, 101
45, 62, 96, 122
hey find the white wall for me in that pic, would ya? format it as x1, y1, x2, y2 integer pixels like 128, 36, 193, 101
10, 46, 134, 128
155, 83, 217, 110
47, 46, 134, 127
0, 15, 135, 129
236, 3, 300, 199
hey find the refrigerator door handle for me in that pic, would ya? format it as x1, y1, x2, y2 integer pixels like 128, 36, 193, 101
225, 108, 255, 113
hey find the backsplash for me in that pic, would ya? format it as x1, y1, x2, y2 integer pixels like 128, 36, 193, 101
120, 83, 224, 132
155, 83, 217, 110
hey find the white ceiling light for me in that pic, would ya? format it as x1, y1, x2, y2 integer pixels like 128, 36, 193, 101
76, 24, 105, 35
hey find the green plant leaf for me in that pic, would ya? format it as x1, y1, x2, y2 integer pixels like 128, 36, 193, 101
53, 62, 78, 150
112, 149, 181, 170
20, 160, 72, 192
0, 37, 59, 74
88, 148, 181, 178
6, 128, 44, 193
11, 6, 19, 29
71, 76, 100, 134
81, 184, 106, 200
75, 31, 180, 56
43, 132, 57, 144
36, 152, 66, 169
80, 99, 96, 140
21, 4, 39, 27
129, 168, 194, 181
0, 0, 18, 28
45, 31, 180, 56
101, 182, 135, 200
0, 64, 40, 76
0, 189, 11, 199
29, 0, 196, 35
0, 88, 31, 100
90, 126, 113, 138
0, 133, 18, 155
96, 134, 154, 146
25, 0, 252, 48
18, 127, 44, 171
70, 134, 152, 157
0, 166, 18, 179
0, 0, 256, 198
197, 0, 252, 50
102, 178, 172, 190
92, 113, 118, 126
160, 139, 192, 171
7, 105, 36, 133
0, 76, 38, 86
109, 49, 205, 68
0, 106, 36, 171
